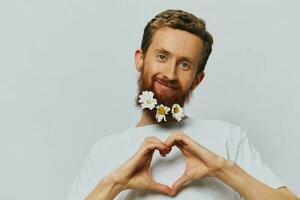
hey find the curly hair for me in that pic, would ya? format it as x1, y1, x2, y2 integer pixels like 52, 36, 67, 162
141, 9, 214, 74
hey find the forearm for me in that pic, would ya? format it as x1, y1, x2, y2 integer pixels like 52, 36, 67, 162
85, 175, 123, 200
215, 160, 292, 200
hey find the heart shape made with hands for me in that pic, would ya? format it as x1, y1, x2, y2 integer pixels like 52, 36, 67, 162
151, 142, 186, 181
135, 132, 218, 197
149, 138, 191, 197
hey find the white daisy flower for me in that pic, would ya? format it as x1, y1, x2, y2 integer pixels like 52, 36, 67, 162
155, 104, 170, 122
171, 103, 185, 121
138, 90, 157, 110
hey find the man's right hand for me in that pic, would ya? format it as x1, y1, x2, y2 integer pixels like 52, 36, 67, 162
107, 136, 173, 196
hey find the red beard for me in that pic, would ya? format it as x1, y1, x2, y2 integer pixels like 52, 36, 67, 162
135, 68, 193, 113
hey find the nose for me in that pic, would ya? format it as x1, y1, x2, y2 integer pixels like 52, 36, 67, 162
162, 60, 178, 81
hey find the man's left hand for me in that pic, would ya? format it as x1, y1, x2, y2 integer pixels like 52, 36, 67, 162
163, 131, 227, 196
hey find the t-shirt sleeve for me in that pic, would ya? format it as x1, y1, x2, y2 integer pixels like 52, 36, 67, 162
67, 149, 100, 200
227, 126, 286, 191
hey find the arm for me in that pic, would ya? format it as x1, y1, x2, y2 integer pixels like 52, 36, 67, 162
85, 136, 172, 200
215, 160, 300, 200
85, 175, 123, 200
163, 131, 299, 199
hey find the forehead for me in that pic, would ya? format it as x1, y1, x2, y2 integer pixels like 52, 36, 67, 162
149, 27, 204, 61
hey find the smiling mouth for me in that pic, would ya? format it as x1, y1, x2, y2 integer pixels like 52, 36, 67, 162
155, 80, 178, 90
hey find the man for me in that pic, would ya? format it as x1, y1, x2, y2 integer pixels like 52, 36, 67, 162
67, 9, 299, 200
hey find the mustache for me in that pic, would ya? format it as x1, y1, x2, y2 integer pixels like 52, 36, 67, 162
153, 77, 180, 89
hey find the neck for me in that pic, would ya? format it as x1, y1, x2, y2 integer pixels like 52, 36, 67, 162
135, 109, 188, 127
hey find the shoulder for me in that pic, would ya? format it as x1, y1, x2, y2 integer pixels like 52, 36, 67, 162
189, 117, 237, 128
190, 118, 244, 134
88, 128, 131, 155
188, 118, 246, 142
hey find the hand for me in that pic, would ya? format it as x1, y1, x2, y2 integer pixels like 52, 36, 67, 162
164, 131, 227, 196
107, 136, 173, 196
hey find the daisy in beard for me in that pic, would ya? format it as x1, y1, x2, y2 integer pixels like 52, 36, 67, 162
155, 104, 170, 122
171, 103, 185, 121
138, 90, 157, 110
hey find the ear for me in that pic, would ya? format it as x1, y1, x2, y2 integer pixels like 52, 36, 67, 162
191, 72, 205, 90
135, 49, 144, 72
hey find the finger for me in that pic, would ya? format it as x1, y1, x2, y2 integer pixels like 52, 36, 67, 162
164, 133, 187, 148
148, 136, 169, 151
145, 142, 168, 154
147, 180, 173, 196
159, 151, 166, 157
165, 147, 172, 154
143, 139, 170, 157
140, 138, 166, 156
171, 174, 191, 196
159, 147, 172, 157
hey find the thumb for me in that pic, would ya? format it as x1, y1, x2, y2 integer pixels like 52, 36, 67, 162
146, 180, 172, 196
171, 174, 191, 196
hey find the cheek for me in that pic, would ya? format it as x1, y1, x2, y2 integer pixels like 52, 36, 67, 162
147, 62, 161, 73
180, 77, 194, 92
145, 56, 163, 71
144, 63, 161, 78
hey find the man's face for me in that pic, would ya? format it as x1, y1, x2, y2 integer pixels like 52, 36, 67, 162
135, 27, 205, 110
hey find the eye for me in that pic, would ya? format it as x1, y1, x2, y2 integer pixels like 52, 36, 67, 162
157, 54, 167, 61
179, 61, 190, 70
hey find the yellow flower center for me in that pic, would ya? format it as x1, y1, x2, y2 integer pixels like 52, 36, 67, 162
174, 106, 179, 113
146, 99, 152, 104
157, 106, 166, 115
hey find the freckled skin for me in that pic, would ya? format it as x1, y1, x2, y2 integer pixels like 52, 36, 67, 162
135, 27, 205, 109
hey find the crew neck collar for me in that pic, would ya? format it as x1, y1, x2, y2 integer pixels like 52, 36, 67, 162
131, 116, 193, 131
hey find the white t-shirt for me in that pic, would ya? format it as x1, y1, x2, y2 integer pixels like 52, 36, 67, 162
67, 117, 285, 200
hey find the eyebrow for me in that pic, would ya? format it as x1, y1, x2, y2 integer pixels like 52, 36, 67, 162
154, 47, 195, 65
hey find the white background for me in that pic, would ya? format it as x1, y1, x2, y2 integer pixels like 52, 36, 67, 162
0, 0, 299, 199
